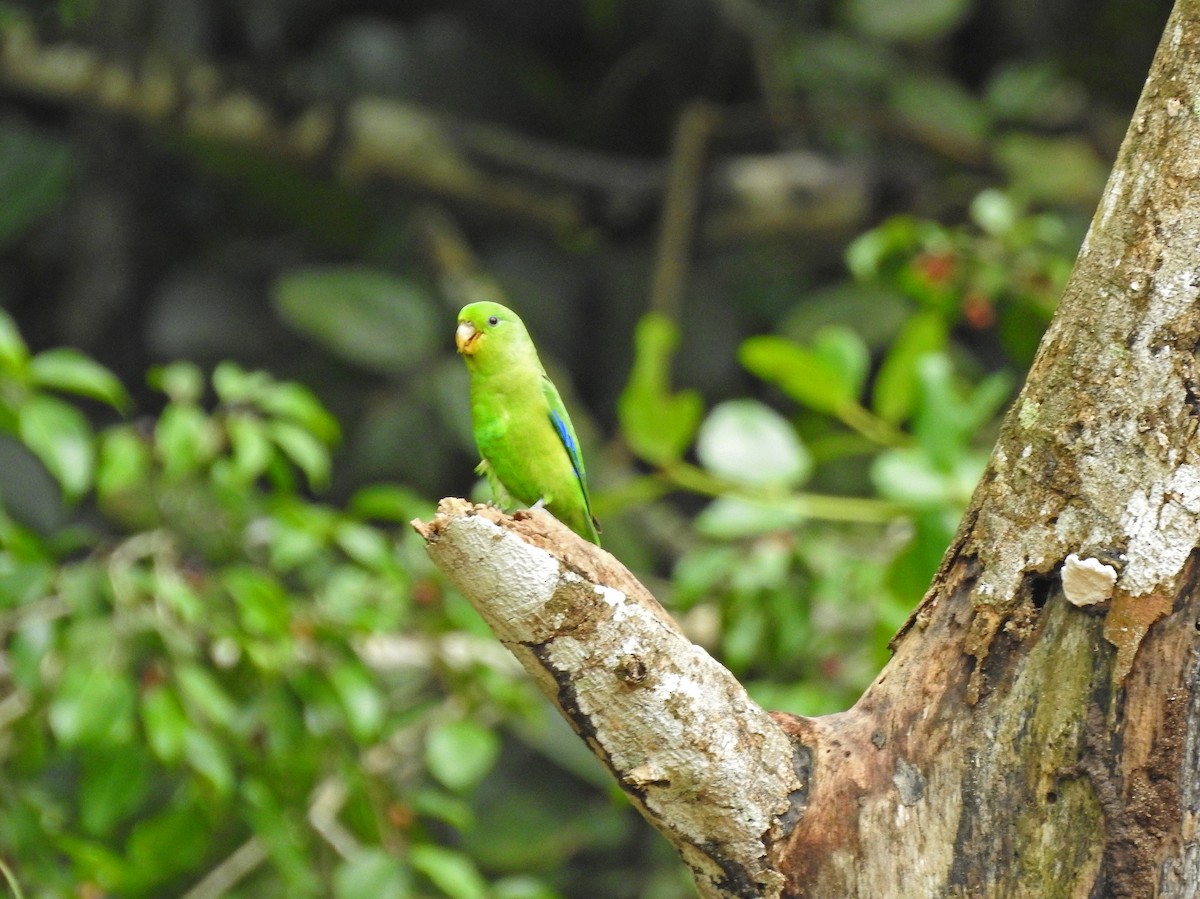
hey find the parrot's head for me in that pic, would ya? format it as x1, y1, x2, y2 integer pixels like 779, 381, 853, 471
455, 302, 528, 365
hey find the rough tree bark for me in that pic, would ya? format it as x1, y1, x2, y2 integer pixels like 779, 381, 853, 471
414, 2, 1200, 896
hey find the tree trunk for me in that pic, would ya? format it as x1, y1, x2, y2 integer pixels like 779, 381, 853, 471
415, 1, 1200, 895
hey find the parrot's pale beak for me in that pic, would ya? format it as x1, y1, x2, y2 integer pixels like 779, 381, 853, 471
456, 321, 480, 355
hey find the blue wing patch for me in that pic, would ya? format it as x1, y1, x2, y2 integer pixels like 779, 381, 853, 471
549, 408, 587, 489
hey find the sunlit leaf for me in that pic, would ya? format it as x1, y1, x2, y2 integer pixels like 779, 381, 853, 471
696, 399, 812, 488
96, 426, 151, 498
425, 719, 501, 792
693, 495, 805, 539
155, 403, 218, 479
335, 849, 411, 899
148, 361, 205, 404
223, 566, 291, 638
410, 844, 489, 899
184, 727, 234, 795
812, 326, 869, 399
0, 307, 29, 372
268, 420, 331, 489
141, 684, 189, 763
739, 335, 852, 415
617, 313, 703, 466
226, 413, 273, 481
176, 665, 238, 729
48, 665, 135, 746
257, 381, 340, 443
872, 312, 948, 424
329, 661, 385, 742
30, 348, 130, 412
334, 520, 395, 571
17, 394, 94, 499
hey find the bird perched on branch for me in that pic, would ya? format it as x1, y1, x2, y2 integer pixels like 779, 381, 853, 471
455, 301, 601, 545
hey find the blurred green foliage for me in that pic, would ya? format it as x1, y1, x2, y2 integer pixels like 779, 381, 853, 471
0, 0, 1169, 895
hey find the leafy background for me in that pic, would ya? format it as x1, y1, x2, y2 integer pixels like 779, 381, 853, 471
0, 0, 1172, 896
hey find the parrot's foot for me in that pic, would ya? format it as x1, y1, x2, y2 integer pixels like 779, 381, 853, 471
530, 498, 547, 511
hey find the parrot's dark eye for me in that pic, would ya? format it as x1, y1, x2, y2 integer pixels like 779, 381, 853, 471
487, 315, 499, 326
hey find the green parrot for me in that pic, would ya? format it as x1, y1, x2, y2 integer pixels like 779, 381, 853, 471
455, 301, 601, 545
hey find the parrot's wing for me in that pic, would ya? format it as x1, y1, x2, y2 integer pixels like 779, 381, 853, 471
541, 375, 596, 520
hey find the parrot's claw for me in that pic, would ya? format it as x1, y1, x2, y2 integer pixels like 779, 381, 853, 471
530, 498, 547, 511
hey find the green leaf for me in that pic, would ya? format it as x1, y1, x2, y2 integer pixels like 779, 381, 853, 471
329, 661, 386, 742
211, 360, 267, 403
985, 61, 1087, 128
176, 665, 238, 729
17, 394, 94, 499
334, 520, 395, 571
693, 495, 805, 540
48, 665, 135, 746
887, 508, 962, 602
141, 684, 189, 763
870, 447, 953, 505
258, 381, 340, 443
226, 413, 273, 481
425, 719, 501, 792
273, 267, 438, 373
349, 483, 432, 522
148, 361, 205, 404
241, 777, 320, 892
0, 121, 73, 248
0, 306, 30, 372
80, 747, 150, 837
812, 326, 869, 398
780, 282, 910, 351
410, 845, 489, 899
995, 133, 1108, 205
739, 335, 852, 415
493, 876, 563, 899
695, 399, 812, 489
96, 426, 151, 499
184, 727, 234, 795
910, 354, 1012, 465
617, 313, 703, 466
871, 445, 987, 506
155, 403, 218, 479
29, 348, 130, 412
268, 420, 331, 489
335, 849, 411, 899
723, 602, 769, 674
845, 216, 946, 283
126, 802, 211, 888
223, 566, 291, 638
872, 312, 948, 424
844, 0, 973, 42
969, 188, 1020, 237
0, 557, 53, 610
889, 73, 990, 155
